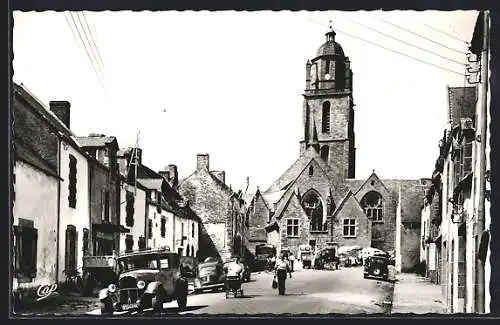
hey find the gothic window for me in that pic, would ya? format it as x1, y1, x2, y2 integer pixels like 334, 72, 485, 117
68, 154, 77, 208
322, 101, 331, 133
343, 218, 356, 237
286, 219, 299, 237
309, 166, 314, 176
361, 191, 384, 222
301, 190, 326, 231
320, 145, 329, 162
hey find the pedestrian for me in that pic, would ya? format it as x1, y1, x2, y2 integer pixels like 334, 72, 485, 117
274, 253, 292, 295
289, 253, 295, 272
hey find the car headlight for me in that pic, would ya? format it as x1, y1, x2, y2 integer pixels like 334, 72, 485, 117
137, 280, 146, 289
108, 284, 117, 293
108, 258, 115, 267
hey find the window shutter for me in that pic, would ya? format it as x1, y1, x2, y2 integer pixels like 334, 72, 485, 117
126, 191, 135, 227
29, 228, 38, 278
13, 226, 21, 276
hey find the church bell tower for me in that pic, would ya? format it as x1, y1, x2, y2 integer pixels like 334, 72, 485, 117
300, 25, 356, 180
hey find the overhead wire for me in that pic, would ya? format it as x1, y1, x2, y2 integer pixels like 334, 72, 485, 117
74, 12, 106, 84
335, 13, 465, 66
302, 15, 464, 77
64, 11, 106, 91
420, 22, 469, 45
364, 13, 467, 55
80, 12, 105, 74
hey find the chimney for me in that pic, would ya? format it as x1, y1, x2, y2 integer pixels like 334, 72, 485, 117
49, 101, 71, 129
211, 170, 225, 184
196, 154, 209, 171
168, 164, 178, 188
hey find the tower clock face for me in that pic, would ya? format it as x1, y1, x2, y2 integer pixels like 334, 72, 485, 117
325, 74, 331, 80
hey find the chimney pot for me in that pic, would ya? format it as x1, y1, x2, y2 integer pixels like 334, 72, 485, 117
49, 101, 71, 129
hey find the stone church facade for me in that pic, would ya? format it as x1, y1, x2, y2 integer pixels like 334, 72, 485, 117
246, 27, 431, 272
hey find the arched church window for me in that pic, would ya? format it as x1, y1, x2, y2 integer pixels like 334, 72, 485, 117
322, 102, 331, 133
301, 190, 326, 231
320, 146, 329, 162
360, 191, 383, 222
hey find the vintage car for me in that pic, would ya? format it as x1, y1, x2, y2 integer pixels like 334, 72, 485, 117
98, 247, 188, 314
253, 244, 276, 271
194, 257, 225, 293
313, 247, 339, 270
363, 253, 392, 280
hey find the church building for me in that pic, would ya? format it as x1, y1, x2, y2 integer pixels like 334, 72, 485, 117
246, 26, 432, 272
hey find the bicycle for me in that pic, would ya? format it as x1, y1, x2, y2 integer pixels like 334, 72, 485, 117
62, 268, 84, 293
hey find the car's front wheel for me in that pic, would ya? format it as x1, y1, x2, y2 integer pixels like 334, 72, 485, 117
100, 301, 113, 315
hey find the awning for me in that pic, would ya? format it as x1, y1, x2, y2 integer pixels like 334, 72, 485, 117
92, 223, 130, 234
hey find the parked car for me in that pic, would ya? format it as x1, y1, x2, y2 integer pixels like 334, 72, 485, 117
195, 257, 225, 293
253, 244, 276, 271
313, 247, 339, 270
363, 254, 391, 281
98, 247, 188, 314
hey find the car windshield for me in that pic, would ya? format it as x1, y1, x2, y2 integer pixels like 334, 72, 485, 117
118, 254, 170, 272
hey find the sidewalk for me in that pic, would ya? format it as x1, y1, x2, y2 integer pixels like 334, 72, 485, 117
391, 273, 447, 314
13, 292, 100, 316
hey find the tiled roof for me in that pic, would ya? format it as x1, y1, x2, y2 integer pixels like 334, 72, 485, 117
137, 178, 163, 190
266, 157, 311, 192
448, 86, 477, 126
76, 135, 117, 148
14, 137, 59, 178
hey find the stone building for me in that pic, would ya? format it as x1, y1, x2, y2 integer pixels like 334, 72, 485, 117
177, 154, 248, 261
246, 27, 429, 271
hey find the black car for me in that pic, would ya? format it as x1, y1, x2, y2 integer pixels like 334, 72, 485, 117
313, 248, 339, 270
363, 254, 392, 280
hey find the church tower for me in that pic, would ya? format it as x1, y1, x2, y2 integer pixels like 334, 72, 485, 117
300, 26, 355, 180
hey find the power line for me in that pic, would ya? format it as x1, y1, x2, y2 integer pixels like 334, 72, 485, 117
303, 15, 464, 77
65, 11, 106, 90
337, 14, 465, 66
421, 22, 469, 45
80, 12, 105, 74
74, 12, 105, 83
365, 13, 467, 55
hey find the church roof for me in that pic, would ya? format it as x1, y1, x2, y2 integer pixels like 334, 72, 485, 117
316, 41, 345, 58
331, 189, 363, 219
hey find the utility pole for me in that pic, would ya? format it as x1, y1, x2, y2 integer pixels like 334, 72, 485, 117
475, 10, 489, 314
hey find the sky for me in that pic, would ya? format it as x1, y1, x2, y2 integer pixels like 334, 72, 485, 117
12, 10, 479, 194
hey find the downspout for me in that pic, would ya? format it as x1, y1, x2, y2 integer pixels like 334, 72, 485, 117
88, 163, 93, 256
56, 139, 61, 283
475, 10, 489, 314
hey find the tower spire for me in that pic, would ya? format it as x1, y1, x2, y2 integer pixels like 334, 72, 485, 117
326, 18, 336, 42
